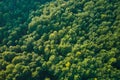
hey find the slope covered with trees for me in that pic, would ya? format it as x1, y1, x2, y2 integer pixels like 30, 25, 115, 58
0, 0, 120, 80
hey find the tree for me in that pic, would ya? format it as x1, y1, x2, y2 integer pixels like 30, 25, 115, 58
2, 51, 16, 62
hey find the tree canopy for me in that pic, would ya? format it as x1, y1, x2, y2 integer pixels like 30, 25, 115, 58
0, 0, 120, 80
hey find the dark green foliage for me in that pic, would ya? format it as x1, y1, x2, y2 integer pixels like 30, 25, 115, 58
2, 51, 16, 62
0, 0, 120, 80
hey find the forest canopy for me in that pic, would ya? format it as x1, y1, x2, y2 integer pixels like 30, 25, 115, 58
0, 0, 120, 80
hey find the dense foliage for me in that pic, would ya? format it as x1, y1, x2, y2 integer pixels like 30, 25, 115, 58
0, 0, 120, 80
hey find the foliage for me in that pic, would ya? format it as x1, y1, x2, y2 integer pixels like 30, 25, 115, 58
0, 0, 120, 80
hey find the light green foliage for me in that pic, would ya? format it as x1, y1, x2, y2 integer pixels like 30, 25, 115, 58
6, 64, 14, 73
0, 0, 120, 80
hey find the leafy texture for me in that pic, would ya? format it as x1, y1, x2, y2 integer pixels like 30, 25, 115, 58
0, 0, 120, 80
